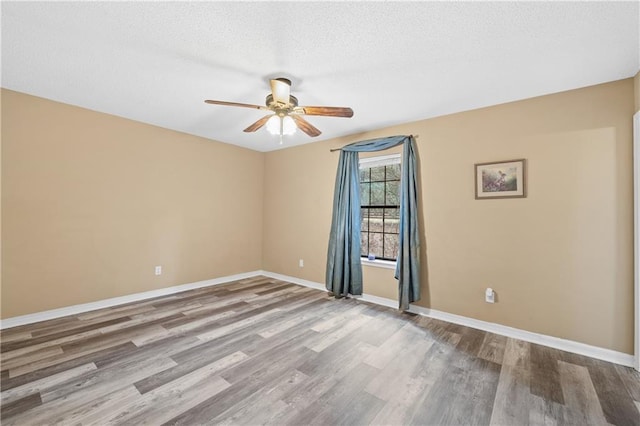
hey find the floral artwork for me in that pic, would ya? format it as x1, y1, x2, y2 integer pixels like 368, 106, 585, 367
482, 167, 517, 192
475, 159, 526, 199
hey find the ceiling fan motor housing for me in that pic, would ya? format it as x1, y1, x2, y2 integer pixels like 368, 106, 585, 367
266, 94, 298, 108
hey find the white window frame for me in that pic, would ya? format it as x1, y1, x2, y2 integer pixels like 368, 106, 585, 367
359, 153, 401, 270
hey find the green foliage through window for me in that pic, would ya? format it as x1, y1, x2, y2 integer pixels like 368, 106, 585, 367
360, 160, 400, 261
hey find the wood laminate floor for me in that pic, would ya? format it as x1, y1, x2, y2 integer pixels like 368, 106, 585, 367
1, 276, 639, 425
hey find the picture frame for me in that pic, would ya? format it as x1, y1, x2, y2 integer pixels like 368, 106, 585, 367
475, 159, 526, 199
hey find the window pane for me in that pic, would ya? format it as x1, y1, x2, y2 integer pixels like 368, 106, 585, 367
370, 165, 385, 182
359, 168, 370, 183
369, 208, 383, 232
360, 183, 370, 206
369, 232, 383, 258
384, 233, 399, 259
384, 208, 399, 233
359, 156, 402, 262
386, 181, 400, 205
361, 208, 369, 231
386, 163, 401, 180
370, 182, 385, 205
360, 232, 368, 257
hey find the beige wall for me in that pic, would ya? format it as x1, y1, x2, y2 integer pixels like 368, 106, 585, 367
635, 70, 640, 112
2, 78, 635, 354
0, 90, 3, 313
263, 78, 635, 354
1, 89, 263, 318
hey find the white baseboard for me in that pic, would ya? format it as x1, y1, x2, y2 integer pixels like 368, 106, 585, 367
0, 270, 263, 329
260, 271, 397, 309
408, 305, 635, 368
262, 271, 635, 367
2, 269, 634, 368
260, 271, 326, 291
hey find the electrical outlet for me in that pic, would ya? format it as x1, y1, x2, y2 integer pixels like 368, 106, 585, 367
299, 259, 304, 268
485, 288, 495, 303
155, 266, 162, 276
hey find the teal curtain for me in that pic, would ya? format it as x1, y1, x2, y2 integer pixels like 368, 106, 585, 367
325, 150, 362, 297
326, 135, 421, 310
396, 140, 420, 310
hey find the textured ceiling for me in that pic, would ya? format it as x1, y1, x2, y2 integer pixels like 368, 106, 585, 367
2, 1, 639, 152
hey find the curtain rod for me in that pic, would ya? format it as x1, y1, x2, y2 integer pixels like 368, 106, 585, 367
329, 134, 418, 152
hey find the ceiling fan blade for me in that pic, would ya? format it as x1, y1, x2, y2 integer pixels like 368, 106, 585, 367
243, 114, 273, 133
298, 106, 354, 117
291, 115, 322, 137
205, 100, 267, 110
270, 78, 291, 105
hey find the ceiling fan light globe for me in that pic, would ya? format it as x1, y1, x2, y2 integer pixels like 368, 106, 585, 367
282, 116, 296, 135
266, 115, 280, 135
266, 115, 296, 135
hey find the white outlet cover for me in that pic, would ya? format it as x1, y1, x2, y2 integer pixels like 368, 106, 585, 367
485, 288, 495, 303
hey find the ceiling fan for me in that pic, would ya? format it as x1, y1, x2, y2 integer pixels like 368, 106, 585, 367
204, 78, 353, 143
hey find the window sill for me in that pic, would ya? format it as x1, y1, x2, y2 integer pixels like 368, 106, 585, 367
361, 258, 397, 270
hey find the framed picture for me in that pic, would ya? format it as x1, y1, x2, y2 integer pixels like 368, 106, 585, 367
475, 159, 526, 199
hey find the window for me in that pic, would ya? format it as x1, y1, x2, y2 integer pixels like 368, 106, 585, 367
359, 154, 401, 262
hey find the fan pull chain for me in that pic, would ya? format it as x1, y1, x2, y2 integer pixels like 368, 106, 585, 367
279, 117, 284, 144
